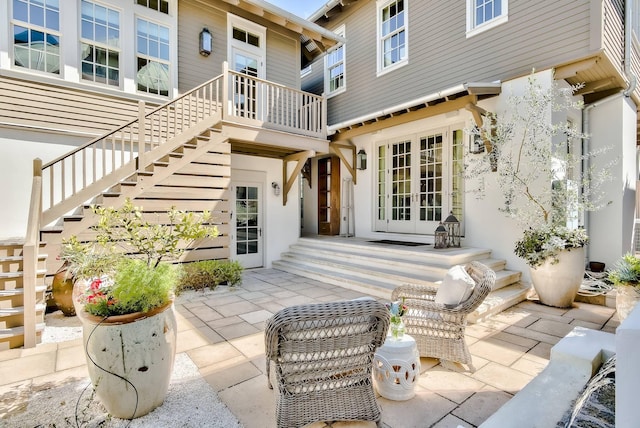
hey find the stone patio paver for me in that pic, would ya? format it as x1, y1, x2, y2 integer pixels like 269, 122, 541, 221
0, 268, 619, 428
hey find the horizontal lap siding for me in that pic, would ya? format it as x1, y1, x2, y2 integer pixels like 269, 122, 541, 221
178, 1, 228, 93
603, 0, 625, 74
133, 139, 232, 261
178, 0, 301, 95
0, 76, 142, 135
323, 0, 595, 125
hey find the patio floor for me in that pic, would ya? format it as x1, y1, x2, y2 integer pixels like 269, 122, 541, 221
0, 268, 619, 427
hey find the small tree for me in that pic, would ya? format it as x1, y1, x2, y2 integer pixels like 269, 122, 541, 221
465, 75, 615, 267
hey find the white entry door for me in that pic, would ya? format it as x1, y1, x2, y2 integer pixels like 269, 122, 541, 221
375, 126, 465, 234
233, 181, 263, 268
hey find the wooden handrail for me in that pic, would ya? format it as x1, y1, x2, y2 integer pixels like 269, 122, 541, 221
23, 158, 43, 348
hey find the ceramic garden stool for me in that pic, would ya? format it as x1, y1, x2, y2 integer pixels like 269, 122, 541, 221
372, 334, 421, 400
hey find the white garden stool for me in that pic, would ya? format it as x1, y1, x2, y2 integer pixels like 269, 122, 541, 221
372, 334, 421, 400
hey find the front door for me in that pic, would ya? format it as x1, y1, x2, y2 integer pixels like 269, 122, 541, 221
375, 126, 465, 234
228, 15, 265, 118
234, 182, 263, 268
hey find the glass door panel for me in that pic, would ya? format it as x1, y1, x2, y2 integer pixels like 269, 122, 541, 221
235, 183, 263, 268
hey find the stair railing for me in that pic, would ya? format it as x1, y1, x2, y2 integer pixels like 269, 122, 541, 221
23, 158, 42, 348
40, 75, 224, 226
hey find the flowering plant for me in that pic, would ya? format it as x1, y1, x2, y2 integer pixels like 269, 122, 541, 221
386, 298, 407, 324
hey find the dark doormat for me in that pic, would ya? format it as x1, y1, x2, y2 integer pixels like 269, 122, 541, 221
369, 240, 430, 247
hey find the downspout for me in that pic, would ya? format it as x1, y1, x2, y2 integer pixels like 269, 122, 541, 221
624, 0, 637, 96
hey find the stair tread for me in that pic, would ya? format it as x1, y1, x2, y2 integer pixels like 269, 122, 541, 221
0, 323, 46, 338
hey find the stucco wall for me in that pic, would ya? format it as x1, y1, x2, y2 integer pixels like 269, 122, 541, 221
588, 94, 638, 268
231, 154, 301, 268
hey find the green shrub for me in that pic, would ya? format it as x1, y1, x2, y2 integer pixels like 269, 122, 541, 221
178, 260, 222, 292
217, 260, 243, 286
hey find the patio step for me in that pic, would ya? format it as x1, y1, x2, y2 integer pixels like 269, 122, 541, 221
273, 237, 530, 322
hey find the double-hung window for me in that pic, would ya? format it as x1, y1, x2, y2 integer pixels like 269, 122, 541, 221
80, 1, 120, 87
377, 0, 407, 75
136, 18, 170, 96
466, 0, 508, 37
12, 0, 61, 74
325, 25, 345, 96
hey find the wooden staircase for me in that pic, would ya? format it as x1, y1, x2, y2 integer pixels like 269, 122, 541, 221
0, 241, 47, 350
273, 236, 531, 323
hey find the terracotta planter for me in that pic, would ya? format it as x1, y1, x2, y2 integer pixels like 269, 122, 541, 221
530, 247, 585, 308
616, 284, 640, 323
75, 286, 177, 419
51, 263, 76, 316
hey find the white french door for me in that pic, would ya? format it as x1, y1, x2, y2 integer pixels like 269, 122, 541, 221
233, 181, 264, 268
375, 126, 465, 234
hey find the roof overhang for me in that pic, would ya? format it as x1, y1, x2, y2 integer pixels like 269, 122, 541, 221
328, 82, 502, 138
219, 0, 345, 61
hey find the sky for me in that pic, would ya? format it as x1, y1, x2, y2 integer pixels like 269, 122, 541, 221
266, 0, 327, 19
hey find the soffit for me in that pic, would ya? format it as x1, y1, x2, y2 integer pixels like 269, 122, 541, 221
328, 82, 502, 140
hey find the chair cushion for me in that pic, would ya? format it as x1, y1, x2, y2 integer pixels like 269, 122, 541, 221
434, 265, 476, 307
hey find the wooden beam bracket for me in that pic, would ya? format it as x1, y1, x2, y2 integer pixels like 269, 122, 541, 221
282, 150, 315, 206
329, 140, 357, 185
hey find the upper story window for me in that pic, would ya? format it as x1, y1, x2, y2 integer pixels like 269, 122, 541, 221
325, 25, 345, 97
233, 27, 260, 48
12, 0, 61, 74
466, 0, 508, 37
80, 1, 120, 87
136, 0, 169, 15
377, 0, 407, 76
136, 17, 170, 96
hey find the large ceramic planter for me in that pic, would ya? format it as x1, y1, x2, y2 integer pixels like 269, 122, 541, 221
76, 297, 177, 419
51, 263, 76, 316
616, 284, 640, 323
529, 247, 585, 308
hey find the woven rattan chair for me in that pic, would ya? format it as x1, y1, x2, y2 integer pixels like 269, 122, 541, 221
391, 261, 496, 371
264, 299, 389, 428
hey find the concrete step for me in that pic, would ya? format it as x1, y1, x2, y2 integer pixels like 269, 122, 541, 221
273, 237, 529, 323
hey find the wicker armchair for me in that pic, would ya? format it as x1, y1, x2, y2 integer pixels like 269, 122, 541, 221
264, 299, 389, 428
391, 261, 496, 371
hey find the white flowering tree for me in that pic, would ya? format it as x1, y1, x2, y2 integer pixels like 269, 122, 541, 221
465, 75, 615, 266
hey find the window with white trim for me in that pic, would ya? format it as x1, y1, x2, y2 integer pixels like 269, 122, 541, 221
136, 17, 170, 96
377, 0, 407, 75
12, 0, 61, 74
136, 0, 169, 15
466, 0, 508, 37
80, 1, 120, 87
325, 25, 345, 96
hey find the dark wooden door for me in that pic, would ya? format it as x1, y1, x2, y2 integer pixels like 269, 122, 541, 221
318, 156, 340, 235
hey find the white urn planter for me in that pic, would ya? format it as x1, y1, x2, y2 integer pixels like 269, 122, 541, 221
78, 301, 177, 419
529, 247, 585, 308
616, 284, 640, 323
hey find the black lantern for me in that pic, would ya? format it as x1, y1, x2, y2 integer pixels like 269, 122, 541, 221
199, 28, 212, 57
356, 149, 367, 170
434, 222, 448, 249
444, 211, 461, 248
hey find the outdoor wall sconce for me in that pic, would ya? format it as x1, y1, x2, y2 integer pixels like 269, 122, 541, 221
469, 129, 485, 154
356, 149, 367, 170
199, 27, 212, 57
434, 222, 448, 249
271, 182, 281, 196
444, 211, 461, 248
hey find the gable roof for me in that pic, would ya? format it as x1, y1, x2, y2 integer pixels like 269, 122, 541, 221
219, 0, 346, 61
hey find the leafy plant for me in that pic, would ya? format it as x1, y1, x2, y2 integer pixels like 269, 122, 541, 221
216, 260, 243, 286
608, 253, 640, 288
514, 225, 589, 268
178, 260, 222, 292
61, 198, 218, 316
